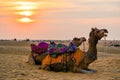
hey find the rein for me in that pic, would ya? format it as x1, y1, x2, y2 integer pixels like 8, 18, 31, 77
83, 42, 86, 52
63, 53, 67, 72
104, 36, 107, 54
87, 52, 97, 60
103, 36, 107, 72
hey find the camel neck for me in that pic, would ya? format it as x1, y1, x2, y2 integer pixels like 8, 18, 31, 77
87, 37, 98, 54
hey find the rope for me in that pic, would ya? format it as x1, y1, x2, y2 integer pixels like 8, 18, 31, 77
83, 42, 85, 52
103, 36, 107, 72
104, 36, 107, 54
63, 53, 67, 72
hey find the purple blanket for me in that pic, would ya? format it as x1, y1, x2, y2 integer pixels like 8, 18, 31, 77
31, 41, 77, 55
32, 42, 49, 54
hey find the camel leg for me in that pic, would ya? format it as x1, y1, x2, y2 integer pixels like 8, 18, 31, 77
42, 65, 51, 71
83, 68, 97, 73
83, 64, 97, 73
73, 65, 97, 73
28, 53, 36, 64
80, 69, 96, 74
73, 67, 96, 73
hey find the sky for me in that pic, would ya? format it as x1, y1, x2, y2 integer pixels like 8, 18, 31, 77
0, 0, 120, 40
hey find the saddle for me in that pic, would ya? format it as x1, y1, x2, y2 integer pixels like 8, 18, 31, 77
48, 43, 67, 57
42, 49, 85, 71
31, 42, 49, 54
31, 41, 78, 58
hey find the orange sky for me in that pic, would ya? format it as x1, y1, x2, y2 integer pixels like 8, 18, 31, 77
0, 0, 120, 40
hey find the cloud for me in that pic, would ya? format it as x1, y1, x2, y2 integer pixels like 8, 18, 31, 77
64, 0, 120, 4
72, 18, 120, 25
63, 0, 120, 13
35, 0, 120, 20
0, 15, 11, 18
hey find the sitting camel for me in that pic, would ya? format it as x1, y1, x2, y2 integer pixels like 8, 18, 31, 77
41, 27, 108, 73
28, 37, 86, 65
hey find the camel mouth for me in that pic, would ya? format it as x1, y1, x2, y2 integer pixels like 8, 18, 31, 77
81, 38, 86, 42
103, 29, 108, 37
98, 30, 108, 40
83, 39, 86, 42
104, 33, 108, 37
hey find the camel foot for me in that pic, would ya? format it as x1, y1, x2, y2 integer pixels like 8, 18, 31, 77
38, 66, 42, 69
42, 65, 51, 71
25, 61, 29, 63
28, 56, 36, 65
84, 68, 97, 73
80, 69, 97, 74
88, 69, 97, 73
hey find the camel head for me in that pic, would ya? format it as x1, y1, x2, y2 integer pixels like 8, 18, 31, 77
31, 44, 36, 49
90, 27, 108, 40
72, 37, 86, 47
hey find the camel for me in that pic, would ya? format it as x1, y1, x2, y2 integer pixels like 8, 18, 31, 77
28, 37, 86, 65
41, 27, 108, 73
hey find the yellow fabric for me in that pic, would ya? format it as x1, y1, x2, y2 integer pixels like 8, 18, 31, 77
42, 49, 84, 68
71, 49, 84, 65
42, 55, 51, 68
42, 54, 69, 67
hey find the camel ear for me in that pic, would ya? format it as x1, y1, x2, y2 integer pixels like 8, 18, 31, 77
73, 37, 77, 41
91, 28, 95, 31
95, 27, 98, 30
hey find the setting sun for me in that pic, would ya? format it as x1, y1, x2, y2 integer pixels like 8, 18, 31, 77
15, 11, 34, 16
11, 1, 38, 23
17, 17, 34, 23
13, 2, 38, 10
15, 5, 37, 10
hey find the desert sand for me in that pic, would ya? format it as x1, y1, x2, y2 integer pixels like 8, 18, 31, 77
0, 40, 120, 80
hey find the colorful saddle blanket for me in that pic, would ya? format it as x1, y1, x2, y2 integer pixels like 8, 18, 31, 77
48, 44, 67, 54
31, 41, 78, 57
48, 42, 78, 57
67, 42, 77, 53
31, 42, 49, 54
42, 49, 84, 69
48, 43, 67, 57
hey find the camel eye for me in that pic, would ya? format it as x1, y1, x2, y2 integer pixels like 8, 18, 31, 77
73, 38, 78, 41
97, 30, 100, 33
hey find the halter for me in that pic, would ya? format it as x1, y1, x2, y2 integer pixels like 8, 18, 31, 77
104, 36, 107, 54
102, 36, 107, 72
82, 41, 86, 52
87, 52, 97, 60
